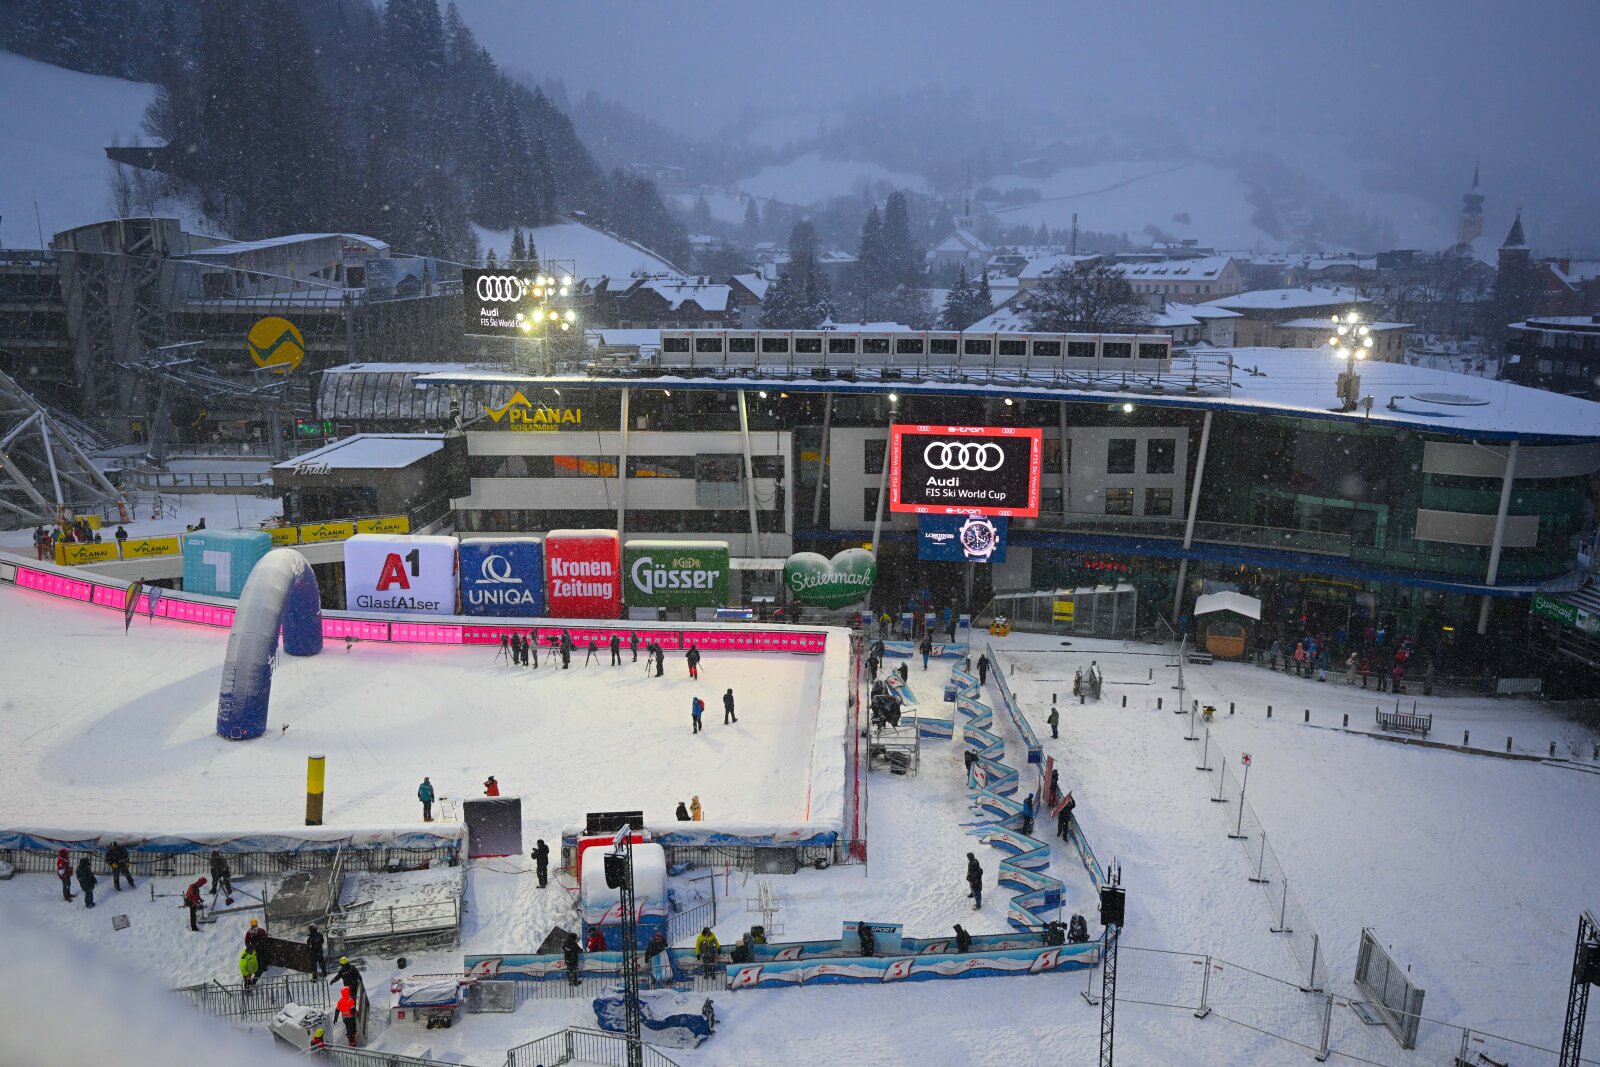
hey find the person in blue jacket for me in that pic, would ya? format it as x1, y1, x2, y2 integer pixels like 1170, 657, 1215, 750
691, 696, 704, 734
1020, 793, 1035, 836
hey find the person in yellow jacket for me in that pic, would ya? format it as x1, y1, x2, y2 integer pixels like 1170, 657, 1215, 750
239, 946, 260, 987
694, 927, 720, 976
690, 795, 703, 821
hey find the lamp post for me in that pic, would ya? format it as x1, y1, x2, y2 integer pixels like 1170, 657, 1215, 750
1328, 311, 1374, 412
515, 273, 581, 374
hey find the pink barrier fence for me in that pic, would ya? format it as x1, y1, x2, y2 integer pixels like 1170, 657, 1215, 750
9, 564, 826, 654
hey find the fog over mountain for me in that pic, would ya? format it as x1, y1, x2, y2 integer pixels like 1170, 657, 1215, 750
455, 0, 1600, 251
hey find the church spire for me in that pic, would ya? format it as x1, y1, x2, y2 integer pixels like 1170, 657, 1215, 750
1456, 163, 1485, 248
1502, 209, 1526, 249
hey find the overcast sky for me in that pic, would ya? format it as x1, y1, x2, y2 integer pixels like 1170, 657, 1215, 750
452, 0, 1600, 246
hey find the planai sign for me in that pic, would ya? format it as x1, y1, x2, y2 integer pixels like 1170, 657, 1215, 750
784, 548, 877, 609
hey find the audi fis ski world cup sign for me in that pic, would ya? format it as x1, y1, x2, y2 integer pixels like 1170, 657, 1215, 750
459, 538, 545, 617
462, 268, 534, 336
889, 424, 1042, 518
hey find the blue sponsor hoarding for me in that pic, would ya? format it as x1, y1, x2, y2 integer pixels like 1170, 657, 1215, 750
181, 530, 273, 598
459, 538, 545, 617
918, 515, 1007, 563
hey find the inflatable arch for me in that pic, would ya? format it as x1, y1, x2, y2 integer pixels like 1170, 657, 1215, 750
217, 548, 323, 740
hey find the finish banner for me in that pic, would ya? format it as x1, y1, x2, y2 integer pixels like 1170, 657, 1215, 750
623, 540, 730, 608
918, 514, 1008, 563
545, 529, 622, 618
459, 538, 545, 617
889, 424, 1041, 518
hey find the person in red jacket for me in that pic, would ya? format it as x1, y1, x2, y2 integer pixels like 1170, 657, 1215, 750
483, 776, 500, 796
586, 928, 607, 953
183, 876, 207, 931
336, 985, 359, 1046
55, 848, 75, 902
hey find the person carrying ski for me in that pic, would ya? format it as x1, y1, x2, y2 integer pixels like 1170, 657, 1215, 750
55, 848, 74, 902
306, 925, 326, 978
609, 633, 622, 665
183, 876, 207, 931
531, 839, 550, 888
686, 644, 702, 679
723, 688, 737, 724
209, 850, 235, 906
965, 853, 983, 909
417, 777, 435, 822
1047, 704, 1060, 740
1057, 792, 1076, 842
629, 631, 640, 662
245, 917, 267, 954
976, 654, 990, 685
239, 946, 260, 987
695, 927, 721, 976
105, 840, 134, 890
691, 696, 704, 734
690, 795, 703, 821
563, 933, 582, 986
483, 776, 500, 796
675, 800, 691, 821
337, 985, 359, 1045
919, 634, 933, 670
75, 856, 97, 908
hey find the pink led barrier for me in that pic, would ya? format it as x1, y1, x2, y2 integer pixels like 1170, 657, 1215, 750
15, 567, 94, 602
322, 618, 391, 641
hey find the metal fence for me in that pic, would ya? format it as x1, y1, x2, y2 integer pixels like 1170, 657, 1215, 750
1356, 928, 1425, 1049
321, 1046, 463, 1067
504, 1027, 683, 1067
666, 895, 717, 946
0, 842, 458, 881
174, 972, 329, 1021
126, 470, 273, 490
1193, 729, 1327, 991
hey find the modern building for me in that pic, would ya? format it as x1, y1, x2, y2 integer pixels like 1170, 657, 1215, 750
1503, 315, 1600, 399
370, 330, 1600, 682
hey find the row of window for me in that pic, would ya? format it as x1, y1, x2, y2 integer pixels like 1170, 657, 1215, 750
457, 508, 784, 534
663, 335, 1170, 360
1532, 359, 1595, 379
469, 454, 785, 480
1104, 488, 1174, 516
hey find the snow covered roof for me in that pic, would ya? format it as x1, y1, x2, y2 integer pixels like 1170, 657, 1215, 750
966, 305, 1029, 332
1202, 286, 1368, 312
1193, 591, 1262, 620
731, 273, 770, 300
1114, 255, 1233, 281
1150, 303, 1201, 329
187, 233, 388, 257
595, 329, 662, 348
477, 220, 681, 280
818, 320, 915, 331
1173, 303, 1242, 319
1514, 316, 1600, 330
640, 279, 730, 312
273, 433, 443, 471
1278, 318, 1411, 331
1551, 260, 1600, 286
1019, 253, 1101, 281
929, 229, 992, 256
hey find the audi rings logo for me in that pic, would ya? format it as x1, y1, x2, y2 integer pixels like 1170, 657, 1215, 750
476, 274, 527, 302
478, 554, 524, 584
923, 441, 1004, 471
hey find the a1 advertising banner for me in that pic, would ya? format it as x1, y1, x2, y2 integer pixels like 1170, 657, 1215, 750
459, 538, 545, 617
623, 540, 730, 608
918, 514, 1008, 563
545, 530, 622, 618
343, 534, 458, 615
461, 268, 534, 336
889, 424, 1042, 518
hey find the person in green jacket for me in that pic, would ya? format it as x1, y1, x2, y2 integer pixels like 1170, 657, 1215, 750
1046, 705, 1060, 740
417, 777, 435, 822
239, 946, 260, 987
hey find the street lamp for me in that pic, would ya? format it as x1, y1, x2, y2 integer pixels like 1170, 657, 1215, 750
1328, 311, 1373, 412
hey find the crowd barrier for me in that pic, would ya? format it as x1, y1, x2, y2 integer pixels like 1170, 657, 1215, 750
47, 515, 411, 565
727, 940, 1097, 989
880, 640, 970, 659
986, 643, 1042, 764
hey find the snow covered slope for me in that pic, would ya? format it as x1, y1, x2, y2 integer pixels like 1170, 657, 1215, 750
475, 219, 683, 278
0, 51, 162, 247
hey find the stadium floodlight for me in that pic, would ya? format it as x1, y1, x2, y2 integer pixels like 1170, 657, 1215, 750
1330, 311, 1373, 412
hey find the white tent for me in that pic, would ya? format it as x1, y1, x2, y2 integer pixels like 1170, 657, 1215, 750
1193, 591, 1261, 621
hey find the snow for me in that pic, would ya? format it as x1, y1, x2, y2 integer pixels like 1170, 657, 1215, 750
474, 220, 683, 279
1203, 285, 1366, 311
0, 581, 829, 834
0, 51, 214, 248
1192, 591, 1261, 620
736, 153, 928, 205
0, 491, 284, 554
272, 433, 444, 471
187, 233, 388, 258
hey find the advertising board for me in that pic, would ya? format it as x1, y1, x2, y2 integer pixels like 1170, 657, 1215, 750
545, 529, 622, 618
459, 538, 545, 617
343, 534, 457, 615
181, 530, 273, 598
918, 514, 1008, 563
623, 540, 730, 608
462, 268, 535, 337
889, 424, 1041, 518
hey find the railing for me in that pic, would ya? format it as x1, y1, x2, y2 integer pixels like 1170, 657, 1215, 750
505, 1027, 684, 1067
1, 841, 457, 882
666, 894, 717, 947
321, 1047, 463, 1067
126, 470, 274, 489
174, 972, 329, 1021
327, 893, 464, 951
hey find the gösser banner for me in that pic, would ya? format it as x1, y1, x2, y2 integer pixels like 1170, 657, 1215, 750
889, 424, 1042, 518
343, 534, 458, 615
918, 514, 1008, 563
458, 538, 545, 617
545, 529, 622, 618
623, 540, 730, 608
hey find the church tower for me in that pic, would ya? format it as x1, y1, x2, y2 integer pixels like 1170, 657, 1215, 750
1456, 163, 1485, 248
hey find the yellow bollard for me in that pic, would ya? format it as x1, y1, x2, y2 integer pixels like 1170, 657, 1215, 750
306, 754, 325, 826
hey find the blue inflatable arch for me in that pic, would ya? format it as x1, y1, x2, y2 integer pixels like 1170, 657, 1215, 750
217, 548, 323, 740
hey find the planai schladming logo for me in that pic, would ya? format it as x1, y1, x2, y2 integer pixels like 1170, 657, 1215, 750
247, 316, 305, 374
483, 391, 582, 431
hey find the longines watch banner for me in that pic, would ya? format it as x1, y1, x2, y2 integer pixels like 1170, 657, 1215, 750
888, 424, 1041, 518
918, 514, 1008, 563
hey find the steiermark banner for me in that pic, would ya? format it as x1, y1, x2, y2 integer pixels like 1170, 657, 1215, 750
1532, 591, 1596, 634
623, 540, 730, 607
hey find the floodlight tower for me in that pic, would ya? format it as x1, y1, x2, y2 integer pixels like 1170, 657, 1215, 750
514, 272, 582, 374
1328, 310, 1374, 412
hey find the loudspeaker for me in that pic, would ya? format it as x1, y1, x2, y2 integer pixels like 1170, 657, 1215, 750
1098, 885, 1126, 928
1581, 941, 1600, 987
603, 853, 626, 890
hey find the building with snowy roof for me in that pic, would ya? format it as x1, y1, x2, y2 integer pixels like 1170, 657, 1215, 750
592, 276, 735, 329
1113, 256, 1242, 299
1503, 314, 1600, 400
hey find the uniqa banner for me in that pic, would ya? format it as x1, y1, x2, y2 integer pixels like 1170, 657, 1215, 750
459, 538, 545, 617
783, 549, 876, 609
623, 540, 730, 607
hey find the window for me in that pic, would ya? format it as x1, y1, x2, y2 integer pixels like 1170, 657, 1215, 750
1102, 341, 1132, 360
552, 455, 618, 478
1042, 437, 1063, 474
930, 338, 958, 355
964, 338, 993, 356
895, 338, 925, 355
627, 455, 694, 478
1138, 342, 1169, 361
695, 337, 723, 353
1032, 340, 1061, 359
829, 337, 857, 354
751, 455, 785, 479
1104, 488, 1134, 515
1040, 485, 1064, 514
1067, 341, 1096, 361
862, 337, 890, 354
761, 337, 790, 354
663, 337, 690, 353
1144, 488, 1174, 516
998, 339, 1026, 356
1107, 438, 1136, 474
795, 337, 822, 354
695, 454, 744, 507
1146, 438, 1175, 474
863, 488, 880, 522
728, 336, 756, 353
864, 439, 886, 475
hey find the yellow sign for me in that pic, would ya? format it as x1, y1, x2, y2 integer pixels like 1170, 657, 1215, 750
247, 316, 305, 374
120, 535, 180, 559
72, 514, 103, 530
56, 541, 118, 565
1052, 598, 1075, 622
299, 521, 356, 543
484, 390, 582, 431
268, 525, 301, 546
356, 516, 411, 535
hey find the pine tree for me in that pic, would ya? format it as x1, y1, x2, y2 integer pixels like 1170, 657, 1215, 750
881, 191, 922, 286
852, 206, 888, 320
764, 221, 833, 329
510, 227, 527, 269
525, 235, 541, 277
743, 197, 760, 236
485, 248, 498, 268
974, 270, 994, 319
939, 265, 976, 330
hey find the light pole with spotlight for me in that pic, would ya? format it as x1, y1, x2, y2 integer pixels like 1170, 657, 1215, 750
1328, 311, 1374, 412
